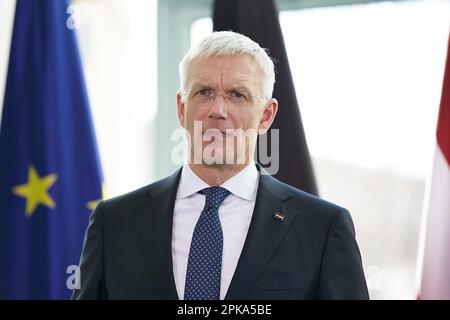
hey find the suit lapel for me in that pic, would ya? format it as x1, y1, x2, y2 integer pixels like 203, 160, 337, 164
134, 168, 181, 300
225, 169, 298, 300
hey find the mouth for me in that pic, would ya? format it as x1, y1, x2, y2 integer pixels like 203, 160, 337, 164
202, 128, 235, 137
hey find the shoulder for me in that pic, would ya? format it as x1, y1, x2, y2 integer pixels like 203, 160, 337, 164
94, 168, 182, 218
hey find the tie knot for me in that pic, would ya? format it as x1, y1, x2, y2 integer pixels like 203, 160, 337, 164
199, 187, 230, 209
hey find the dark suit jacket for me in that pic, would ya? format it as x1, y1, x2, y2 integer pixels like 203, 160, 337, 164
72, 164, 369, 300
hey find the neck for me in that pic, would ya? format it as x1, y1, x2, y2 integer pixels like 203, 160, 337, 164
188, 162, 252, 186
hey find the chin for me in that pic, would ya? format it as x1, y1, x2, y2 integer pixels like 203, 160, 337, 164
202, 150, 226, 166
204, 150, 248, 166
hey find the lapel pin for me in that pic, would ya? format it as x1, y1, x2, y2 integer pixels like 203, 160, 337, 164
274, 212, 285, 221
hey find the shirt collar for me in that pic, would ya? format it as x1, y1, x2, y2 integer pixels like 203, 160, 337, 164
176, 163, 259, 201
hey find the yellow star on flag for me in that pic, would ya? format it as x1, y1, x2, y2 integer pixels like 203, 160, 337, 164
86, 184, 106, 211
12, 165, 58, 217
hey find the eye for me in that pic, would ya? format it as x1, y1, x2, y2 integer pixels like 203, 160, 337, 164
231, 91, 246, 99
196, 88, 210, 96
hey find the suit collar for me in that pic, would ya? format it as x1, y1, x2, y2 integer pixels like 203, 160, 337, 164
145, 167, 182, 199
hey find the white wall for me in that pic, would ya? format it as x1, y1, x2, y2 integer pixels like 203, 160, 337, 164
0, 0, 16, 124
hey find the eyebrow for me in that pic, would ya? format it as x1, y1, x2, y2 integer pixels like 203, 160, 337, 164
229, 86, 252, 96
190, 83, 252, 95
189, 82, 213, 90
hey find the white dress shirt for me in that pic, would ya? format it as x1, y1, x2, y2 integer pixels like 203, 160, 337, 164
172, 163, 260, 300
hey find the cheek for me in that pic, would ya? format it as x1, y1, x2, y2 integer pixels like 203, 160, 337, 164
184, 106, 198, 124
185, 106, 210, 133
187, 105, 209, 121
233, 109, 261, 129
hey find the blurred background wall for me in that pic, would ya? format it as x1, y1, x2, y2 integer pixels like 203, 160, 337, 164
1, 0, 449, 299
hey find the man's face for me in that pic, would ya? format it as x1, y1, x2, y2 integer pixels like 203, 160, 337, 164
177, 54, 277, 166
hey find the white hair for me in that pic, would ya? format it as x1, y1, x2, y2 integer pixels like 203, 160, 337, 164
179, 31, 275, 99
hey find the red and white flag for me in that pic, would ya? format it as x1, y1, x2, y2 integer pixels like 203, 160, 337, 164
417, 34, 450, 300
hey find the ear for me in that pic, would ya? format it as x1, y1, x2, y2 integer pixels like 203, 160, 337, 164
177, 92, 186, 128
258, 98, 278, 135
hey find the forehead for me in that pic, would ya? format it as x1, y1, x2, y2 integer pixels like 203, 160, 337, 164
187, 54, 262, 89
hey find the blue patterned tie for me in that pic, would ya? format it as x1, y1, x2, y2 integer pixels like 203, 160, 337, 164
184, 187, 231, 300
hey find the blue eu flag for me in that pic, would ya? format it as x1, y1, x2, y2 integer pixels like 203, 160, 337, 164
0, 0, 103, 299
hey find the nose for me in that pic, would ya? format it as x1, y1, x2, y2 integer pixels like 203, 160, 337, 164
208, 94, 228, 120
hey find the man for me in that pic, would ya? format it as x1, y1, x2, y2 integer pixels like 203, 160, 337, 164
72, 31, 369, 300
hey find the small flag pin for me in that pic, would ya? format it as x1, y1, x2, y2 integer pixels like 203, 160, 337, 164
274, 212, 285, 221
